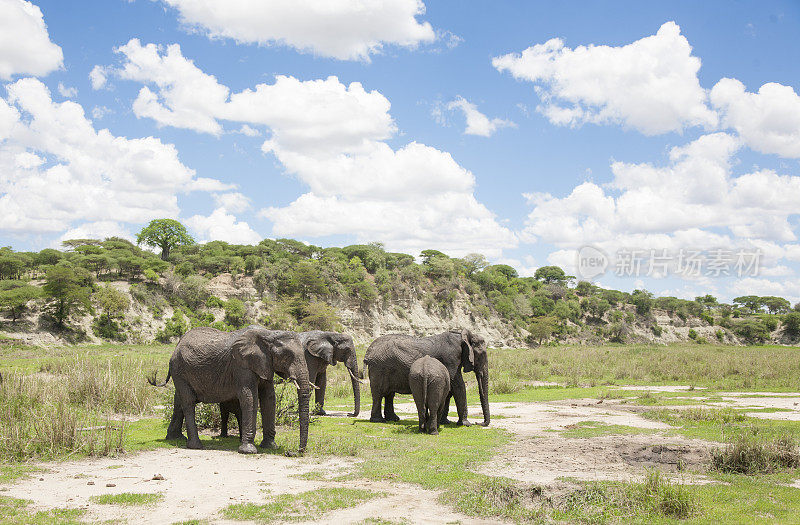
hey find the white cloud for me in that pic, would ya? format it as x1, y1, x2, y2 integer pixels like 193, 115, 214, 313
213, 191, 250, 213
0, 0, 63, 79
0, 78, 227, 238
160, 0, 436, 61
493, 21, 717, 135
236, 124, 259, 137
522, 132, 800, 282
57, 82, 77, 98
103, 39, 516, 257
186, 207, 261, 244
91, 105, 112, 119
446, 96, 515, 137
711, 78, 800, 158
89, 65, 108, 90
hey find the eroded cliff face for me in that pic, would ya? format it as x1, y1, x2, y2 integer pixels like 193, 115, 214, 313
2, 273, 771, 348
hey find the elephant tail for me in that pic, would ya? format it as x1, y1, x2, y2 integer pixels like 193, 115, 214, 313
147, 367, 171, 387
422, 377, 428, 422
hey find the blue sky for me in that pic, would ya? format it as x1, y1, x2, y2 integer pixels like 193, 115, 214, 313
1, 0, 800, 302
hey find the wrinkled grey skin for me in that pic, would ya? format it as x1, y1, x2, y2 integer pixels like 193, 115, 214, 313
300, 330, 360, 417
409, 356, 450, 435
218, 330, 361, 432
149, 326, 310, 455
364, 329, 490, 427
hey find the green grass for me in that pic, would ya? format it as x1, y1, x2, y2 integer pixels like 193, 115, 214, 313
221, 487, 381, 522
0, 496, 85, 524
644, 408, 800, 442
90, 492, 163, 506
559, 421, 660, 438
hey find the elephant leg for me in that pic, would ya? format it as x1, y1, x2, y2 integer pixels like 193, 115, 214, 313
166, 391, 186, 440
259, 380, 277, 449
220, 403, 229, 438
174, 378, 202, 449
427, 398, 438, 435
369, 378, 386, 423
384, 393, 400, 422
411, 384, 425, 432
234, 403, 243, 438
237, 379, 259, 454
439, 392, 453, 425
452, 373, 471, 426
314, 371, 327, 416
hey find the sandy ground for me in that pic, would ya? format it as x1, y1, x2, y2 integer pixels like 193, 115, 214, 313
5, 388, 799, 523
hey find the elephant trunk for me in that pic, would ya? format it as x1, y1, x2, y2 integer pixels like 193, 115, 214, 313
347, 360, 360, 417
295, 368, 310, 454
477, 368, 490, 426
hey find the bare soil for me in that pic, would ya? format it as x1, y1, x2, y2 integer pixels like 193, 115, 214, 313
9, 389, 798, 523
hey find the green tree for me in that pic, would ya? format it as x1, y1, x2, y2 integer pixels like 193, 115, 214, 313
137, 219, 195, 260
782, 312, 800, 337
43, 265, 92, 328
528, 316, 556, 346
760, 296, 790, 314
733, 295, 761, 313
533, 265, 572, 285
94, 285, 129, 322
630, 289, 654, 316
224, 298, 247, 328
584, 296, 611, 320
0, 281, 40, 322
459, 253, 489, 276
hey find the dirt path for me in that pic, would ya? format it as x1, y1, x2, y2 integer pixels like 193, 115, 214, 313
3, 448, 496, 524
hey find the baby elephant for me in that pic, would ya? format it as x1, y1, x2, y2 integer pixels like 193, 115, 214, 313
219, 399, 243, 438
409, 356, 451, 435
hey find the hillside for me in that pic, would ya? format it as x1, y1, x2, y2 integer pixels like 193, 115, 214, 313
1, 238, 798, 347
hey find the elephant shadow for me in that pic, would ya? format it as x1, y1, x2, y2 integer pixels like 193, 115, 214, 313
157, 434, 291, 455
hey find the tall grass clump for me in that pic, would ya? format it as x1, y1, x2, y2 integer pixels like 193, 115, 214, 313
0, 371, 126, 461
711, 432, 800, 474
561, 470, 696, 521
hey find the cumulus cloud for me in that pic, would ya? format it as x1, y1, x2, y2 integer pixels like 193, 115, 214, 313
522, 132, 800, 278
105, 39, 516, 256
89, 65, 108, 90
711, 78, 800, 158
0, 78, 228, 238
185, 207, 261, 244
493, 21, 717, 135
57, 82, 77, 98
446, 96, 515, 137
213, 191, 250, 213
0, 0, 63, 79
160, 0, 436, 61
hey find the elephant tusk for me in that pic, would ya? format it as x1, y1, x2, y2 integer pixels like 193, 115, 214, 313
347, 368, 365, 384
309, 381, 320, 390
290, 378, 300, 390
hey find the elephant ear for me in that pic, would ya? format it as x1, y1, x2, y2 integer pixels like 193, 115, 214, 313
307, 336, 335, 365
230, 327, 273, 380
460, 329, 475, 373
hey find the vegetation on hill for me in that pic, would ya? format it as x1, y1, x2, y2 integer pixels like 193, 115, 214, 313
0, 220, 798, 346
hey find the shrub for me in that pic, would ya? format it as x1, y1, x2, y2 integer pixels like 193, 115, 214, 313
651, 324, 663, 337
155, 311, 189, 343
224, 298, 247, 328
711, 433, 800, 474
734, 319, 770, 344
206, 295, 224, 308
687, 329, 698, 340
783, 311, 800, 337
92, 316, 125, 342
716, 329, 725, 341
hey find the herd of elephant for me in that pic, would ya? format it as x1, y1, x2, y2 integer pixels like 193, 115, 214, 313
148, 326, 490, 455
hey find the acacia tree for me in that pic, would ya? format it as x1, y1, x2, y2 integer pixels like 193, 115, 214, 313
43, 266, 91, 329
0, 281, 40, 322
137, 219, 194, 261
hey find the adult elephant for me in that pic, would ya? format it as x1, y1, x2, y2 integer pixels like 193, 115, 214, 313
301, 330, 361, 417
149, 326, 310, 455
218, 330, 361, 433
364, 329, 490, 427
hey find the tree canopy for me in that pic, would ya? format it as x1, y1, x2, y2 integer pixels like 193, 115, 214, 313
137, 219, 195, 260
